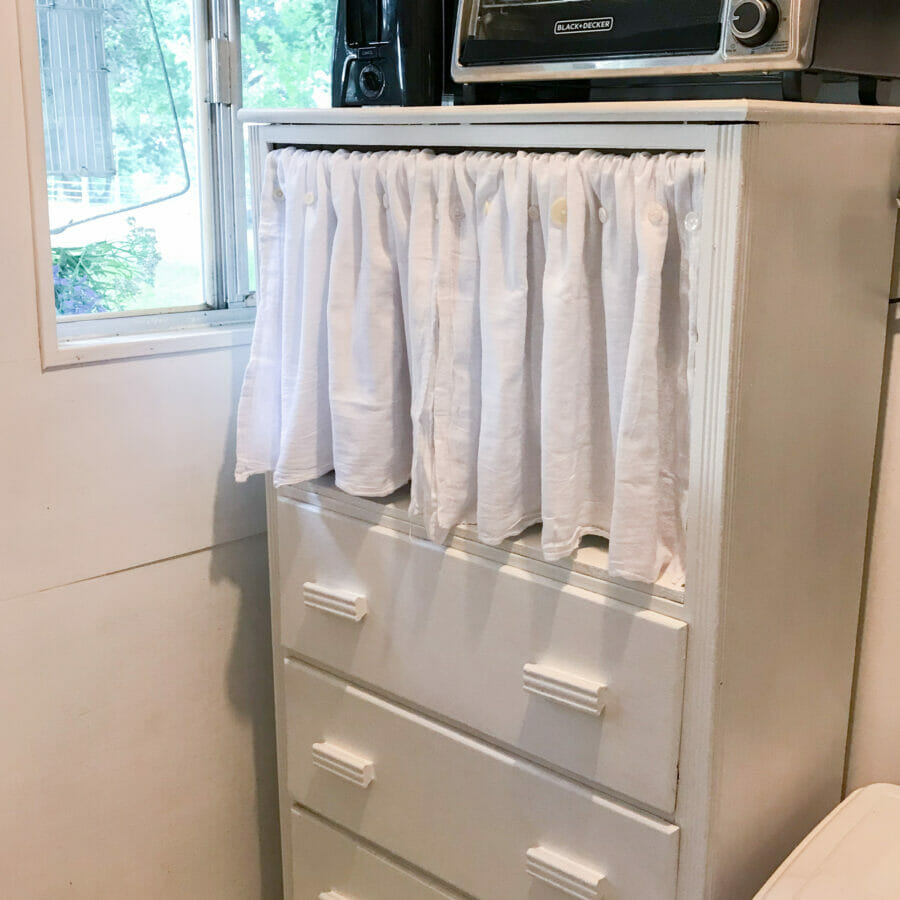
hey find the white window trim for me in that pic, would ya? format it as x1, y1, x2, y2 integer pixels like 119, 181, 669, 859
15, 0, 255, 370
51, 306, 256, 367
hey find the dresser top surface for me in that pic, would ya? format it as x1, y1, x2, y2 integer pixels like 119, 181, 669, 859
239, 99, 900, 128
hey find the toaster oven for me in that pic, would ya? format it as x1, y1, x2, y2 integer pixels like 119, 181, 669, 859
451, 0, 900, 91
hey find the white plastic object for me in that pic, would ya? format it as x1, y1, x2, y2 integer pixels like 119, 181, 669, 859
526, 846, 606, 900
303, 582, 368, 622
754, 783, 900, 898
319, 893, 352, 900
311, 742, 376, 788
523, 663, 607, 716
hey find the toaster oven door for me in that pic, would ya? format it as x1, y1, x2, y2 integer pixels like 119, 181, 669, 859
458, 0, 725, 67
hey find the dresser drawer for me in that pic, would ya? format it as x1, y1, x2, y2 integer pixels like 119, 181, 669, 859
283, 659, 679, 900
290, 807, 461, 900
277, 497, 687, 813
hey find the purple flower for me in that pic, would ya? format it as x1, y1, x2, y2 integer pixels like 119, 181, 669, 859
53, 267, 110, 315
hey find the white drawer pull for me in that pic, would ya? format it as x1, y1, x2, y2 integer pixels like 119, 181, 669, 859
312, 741, 375, 788
303, 582, 367, 622
319, 892, 352, 900
522, 663, 607, 716
526, 846, 606, 900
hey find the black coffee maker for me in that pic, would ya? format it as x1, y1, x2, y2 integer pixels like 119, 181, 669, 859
332, 0, 446, 106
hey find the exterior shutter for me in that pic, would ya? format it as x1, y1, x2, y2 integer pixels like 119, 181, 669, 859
36, 0, 115, 181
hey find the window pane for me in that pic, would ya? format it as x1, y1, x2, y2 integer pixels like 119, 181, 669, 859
37, 0, 204, 316
240, 0, 336, 110
240, 0, 337, 293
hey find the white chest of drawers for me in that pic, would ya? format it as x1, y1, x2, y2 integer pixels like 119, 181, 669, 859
246, 101, 900, 900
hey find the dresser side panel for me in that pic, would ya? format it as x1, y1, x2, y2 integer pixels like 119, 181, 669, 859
706, 121, 900, 899
675, 121, 755, 900
266, 477, 292, 899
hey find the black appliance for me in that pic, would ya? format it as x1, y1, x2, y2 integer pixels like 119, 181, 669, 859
333, 0, 446, 106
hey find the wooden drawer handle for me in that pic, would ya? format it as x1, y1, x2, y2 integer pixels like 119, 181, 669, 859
523, 663, 607, 716
312, 741, 375, 788
526, 846, 606, 900
303, 582, 368, 622
319, 892, 352, 900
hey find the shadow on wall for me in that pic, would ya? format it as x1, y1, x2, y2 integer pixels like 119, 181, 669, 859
210, 349, 282, 899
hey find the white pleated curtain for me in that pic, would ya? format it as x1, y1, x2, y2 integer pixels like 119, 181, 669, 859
236, 147, 704, 585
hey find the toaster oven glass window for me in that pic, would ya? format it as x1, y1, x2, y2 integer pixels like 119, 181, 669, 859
460, 0, 724, 65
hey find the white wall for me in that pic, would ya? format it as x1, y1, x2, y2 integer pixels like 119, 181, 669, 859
1, 3, 280, 898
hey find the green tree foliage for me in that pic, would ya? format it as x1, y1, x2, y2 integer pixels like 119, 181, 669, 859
241, 0, 336, 108
53, 219, 162, 314
103, 0, 194, 180
49, 0, 335, 314
101, 0, 335, 181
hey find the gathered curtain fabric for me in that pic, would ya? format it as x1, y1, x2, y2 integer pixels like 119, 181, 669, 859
236, 147, 704, 585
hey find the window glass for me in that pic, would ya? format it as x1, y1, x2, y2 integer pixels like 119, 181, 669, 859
240, 0, 337, 292
240, 0, 336, 109
36, 0, 203, 316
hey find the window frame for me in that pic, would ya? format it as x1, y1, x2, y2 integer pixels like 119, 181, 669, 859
17, 0, 255, 369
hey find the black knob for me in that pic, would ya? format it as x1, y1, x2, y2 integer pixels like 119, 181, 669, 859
358, 64, 385, 99
731, 0, 780, 47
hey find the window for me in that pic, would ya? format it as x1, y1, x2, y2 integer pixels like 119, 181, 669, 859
240, 0, 335, 109
38, 0, 204, 317
239, 0, 336, 289
27, 0, 337, 365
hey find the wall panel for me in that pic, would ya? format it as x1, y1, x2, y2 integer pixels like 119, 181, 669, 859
0, 537, 280, 900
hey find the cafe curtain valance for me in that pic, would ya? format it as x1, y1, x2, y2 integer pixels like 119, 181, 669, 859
236, 146, 704, 584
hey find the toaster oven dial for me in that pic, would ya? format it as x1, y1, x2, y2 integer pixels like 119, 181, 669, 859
731, 0, 780, 47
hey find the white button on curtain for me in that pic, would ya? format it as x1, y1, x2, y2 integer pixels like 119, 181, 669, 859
646, 201, 666, 225
550, 196, 568, 227
236, 147, 705, 585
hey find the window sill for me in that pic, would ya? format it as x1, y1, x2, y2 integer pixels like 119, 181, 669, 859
43, 307, 256, 369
